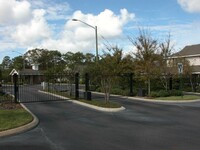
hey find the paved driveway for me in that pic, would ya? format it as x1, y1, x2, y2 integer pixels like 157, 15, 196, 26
1, 91, 200, 150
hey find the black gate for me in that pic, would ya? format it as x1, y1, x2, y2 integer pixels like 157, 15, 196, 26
10, 73, 78, 103
1, 72, 91, 103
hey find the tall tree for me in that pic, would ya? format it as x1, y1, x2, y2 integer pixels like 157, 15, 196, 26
62, 52, 88, 74
1, 56, 12, 82
1, 56, 12, 70
12, 56, 25, 70
159, 33, 174, 90
24, 48, 43, 65
84, 53, 95, 63
0, 68, 2, 81
92, 46, 131, 102
25, 48, 65, 74
129, 30, 159, 96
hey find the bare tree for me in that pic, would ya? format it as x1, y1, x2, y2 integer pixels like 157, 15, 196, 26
159, 33, 174, 90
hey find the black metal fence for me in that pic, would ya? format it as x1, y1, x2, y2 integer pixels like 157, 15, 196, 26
87, 73, 200, 97
18, 73, 79, 103
0, 73, 79, 103
1, 72, 200, 104
0, 83, 14, 104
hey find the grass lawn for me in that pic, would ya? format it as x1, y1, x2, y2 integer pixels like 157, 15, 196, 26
44, 90, 122, 108
155, 95, 200, 101
80, 99, 121, 108
0, 108, 33, 132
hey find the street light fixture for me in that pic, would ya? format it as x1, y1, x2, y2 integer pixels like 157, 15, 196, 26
72, 19, 99, 61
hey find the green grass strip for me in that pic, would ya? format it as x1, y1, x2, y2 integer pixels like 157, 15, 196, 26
44, 90, 122, 108
80, 100, 121, 108
155, 95, 200, 101
0, 109, 33, 131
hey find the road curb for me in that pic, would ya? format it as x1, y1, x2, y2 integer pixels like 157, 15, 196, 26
0, 104, 39, 138
92, 91, 200, 103
39, 90, 125, 112
127, 96, 200, 103
72, 100, 125, 112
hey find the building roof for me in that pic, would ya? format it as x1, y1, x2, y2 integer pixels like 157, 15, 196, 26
19, 69, 43, 75
172, 44, 200, 57
10, 69, 44, 76
9, 69, 19, 76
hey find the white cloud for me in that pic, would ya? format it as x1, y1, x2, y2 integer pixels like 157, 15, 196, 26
66, 8, 135, 39
128, 21, 200, 51
177, 0, 200, 13
0, 0, 135, 57
40, 8, 135, 53
0, 0, 32, 25
29, 0, 71, 20
11, 9, 51, 46
45, 3, 71, 20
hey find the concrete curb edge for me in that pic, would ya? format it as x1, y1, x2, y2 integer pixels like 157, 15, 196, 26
0, 104, 39, 138
39, 90, 125, 112
40, 90, 200, 104
92, 91, 200, 103
38, 90, 72, 101
73, 100, 125, 112
127, 96, 200, 103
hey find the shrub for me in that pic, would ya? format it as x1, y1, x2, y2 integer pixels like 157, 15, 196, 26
195, 86, 200, 93
150, 90, 183, 98
150, 91, 159, 97
183, 86, 193, 92
170, 90, 183, 96
111, 88, 130, 96
158, 90, 170, 97
150, 90, 170, 97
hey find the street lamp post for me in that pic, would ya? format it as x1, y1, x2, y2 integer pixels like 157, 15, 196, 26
72, 19, 99, 61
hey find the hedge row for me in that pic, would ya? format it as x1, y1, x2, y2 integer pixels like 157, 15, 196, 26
150, 90, 183, 97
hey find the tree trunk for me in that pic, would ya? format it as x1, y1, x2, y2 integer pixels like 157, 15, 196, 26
148, 78, 151, 96
189, 75, 194, 92
101, 77, 111, 103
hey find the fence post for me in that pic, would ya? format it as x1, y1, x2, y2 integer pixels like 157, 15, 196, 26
193, 74, 197, 92
85, 73, 89, 92
179, 74, 183, 97
13, 73, 18, 103
169, 76, 172, 90
75, 73, 79, 100
85, 73, 91, 100
129, 73, 134, 96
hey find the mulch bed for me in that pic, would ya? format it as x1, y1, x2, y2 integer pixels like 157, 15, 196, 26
0, 92, 22, 110
0, 101, 22, 110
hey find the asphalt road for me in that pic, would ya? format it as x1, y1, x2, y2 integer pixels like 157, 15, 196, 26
1, 86, 200, 150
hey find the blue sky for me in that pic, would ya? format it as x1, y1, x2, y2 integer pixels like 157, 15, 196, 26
0, 0, 200, 63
